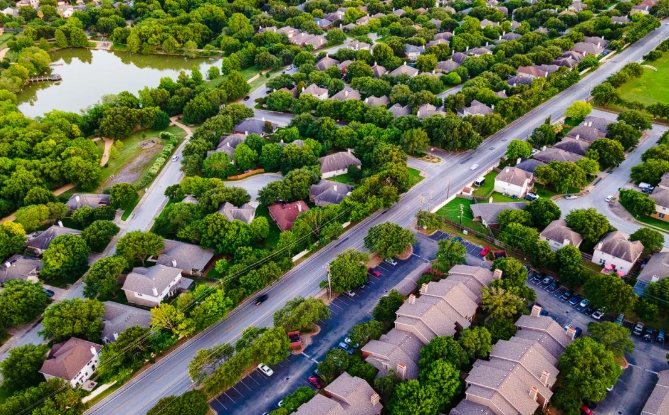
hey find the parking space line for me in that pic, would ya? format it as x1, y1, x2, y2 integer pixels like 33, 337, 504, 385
329, 308, 339, 315
224, 392, 236, 404
231, 385, 244, 396
330, 302, 344, 310
247, 373, 261, 385
214, 396, 228, 410
239, 379, 253, 392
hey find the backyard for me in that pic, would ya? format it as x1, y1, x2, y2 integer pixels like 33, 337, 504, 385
472, 171, 497, 197
617, 56, 669, 106
435, 197, 488, 234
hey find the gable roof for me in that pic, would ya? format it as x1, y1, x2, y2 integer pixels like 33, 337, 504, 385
508, 75, 534, 86
218, 202, 256, 224
122, 265, 182, 297
437, 59, 460, 72
573, 42, 603, 55
364, 96, 390, 107
566, 125, 606, 142
516, 159, 546, 174
302, 84, 329, 97
66, 194, 111, 211
0, 254, 41, 284
596, 231, 644, 263
638, 251, 669, 285
553, 137, 591, 156
209, 133, 246, 158
540, 219, 583, 248
390, 63, 419, 77
331, 88, 361, 101
40, 338, 102, 381
26, 226, 80, 252
652, 187, 669, 209
495, 167, 533, 187
452, 52, 468, 64
268, 201, 309, 231
371, 63, 387, 77
641, 371, 669, 415
470, 202, 527, 225
533, 148, 583, 163
451, 400, 497, 415
416, 103, 445, 119
461, 100, 494, 115
389, 104, 411, 118
310, 180, 352, 206
315, 56, 340, 71
319, 151, 362, 174
517, 66, 548, 78
515, 314, 573, 357
405, 44, 425, 54
234, 118, 277, 135
102, 302, 152, 343
583, 115, 614, 133
156, 239, 214, 272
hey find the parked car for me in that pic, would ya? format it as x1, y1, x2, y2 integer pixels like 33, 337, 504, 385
576, 298, 589, 311
532, 272, 544, 283
171, 155, 179, 162
255, 294, 269, 305
554, 287, 567, 298
480, 246, 491, 257
452, 236, 464, 243
546, 282, 559, 292
580, 405, 593, 415
583, 401, 598, 410
42, 289, 55, 298
591, 309, 604, 319
657, 330, 665, 343
568, 295, 583, 306
633, 322, 644, 336
338, 342, 354, 355
614, 314, 624, 325
644, 327, 655, 341
564, 324, 582, 338
345, 337, 359, 348
243, 95, 251, 101
308, 375, 324, 389
583, 305, 594, 315
525, 192, 539, 201
564, 194, 577, 200
258, 363, 274, 377
345, 290, 356, 298
541, 276, 554, 286
384, 258, 398, 266
561, 290, 573, 301
368, 268, 381, 277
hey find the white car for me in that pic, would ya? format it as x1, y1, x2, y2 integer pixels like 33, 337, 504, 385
171, 155, 179, 162
345, 290, 356, 298
257, 363, 274, 377
470, 163, 479, 170
605, 195, 613, 202
384, 258, 398, 266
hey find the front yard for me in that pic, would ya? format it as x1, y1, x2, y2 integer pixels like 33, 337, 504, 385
435, 197, 488, 234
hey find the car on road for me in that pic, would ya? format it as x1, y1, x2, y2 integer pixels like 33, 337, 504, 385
338, 342, 355, 355
546, 282, 559, 292
368, 268, 381, 277
384, 258, 398, 266
633, 322, 644, 335
470, 163, 479, 170
554, 287, 567, 298
308, 375, 324, 389
583, 305, 594, 315
568, 294, 583, 306
541, 276, 554, 286
255, 294, 269, 305
614, 314, 624, 325
644, 327, 655, 341
564, 194, 577, 200
243, 95, 250, 101
480, 246, 491, 256
605, 195, 613, 202
576, 298, 589, 311
561, 290, 574, 301
345, 337, 359, 348
258, 363, 274, 377
171, 155, 179, 162
591, 309, 604, 319
345, 290, 356, 298
42, 289, 55, 297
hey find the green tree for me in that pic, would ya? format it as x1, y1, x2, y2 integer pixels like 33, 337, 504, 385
326, 28, 346, 44
81, 220, 120, 253
400, 128, 430, 155
419, 360, 462, 412
415, 54, 438, 72
260, 143, 283, 171
506, 139, 532, 160
70, 27, 89, 48
54, 29, 68, 48
0, 222, 26, 260
350, 320, 384, 346
608, 121, 642, 149
419, 336, 468, 370
532, 240, 556, 270
618, 109, 653, 130
375, 371, 402, 404
273, 297, 330, 331
24, 188, 56, 206
116, 231, 165, 266
233, 143, 258, 171
635, 298, 659, 322
389, 380, 439, 415
14, 204, 51, 233
556, 245, 586, 287
146, 390, 209, 415
499, 222, 539, 254
40, 298, 104, 342
584, 273, 637, 314
497, 208, 533, 230
40, 234, 90, 281
565, 208, 614, 248
317, 348, 351, 382
0, 344, 50, 391
109, 183, 139, 210
564, 100, 592, 120
372, 289, 404, 323
273, 387, 315, 413
83, 256, 126, 299
586, 139, 625, 169
364, 222, 417, 260
481, 286, 525, 321
433, 239, 467, 271
150, 302, 195, 337
587, 321, 635, 357
619, 189, 656, 217
459, 326, 493, 359
0, 280, 49, 327
630, 227, 664, 254
328, 249, 369, 293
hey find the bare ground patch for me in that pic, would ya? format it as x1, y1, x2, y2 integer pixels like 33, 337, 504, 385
104, 145, 162, 187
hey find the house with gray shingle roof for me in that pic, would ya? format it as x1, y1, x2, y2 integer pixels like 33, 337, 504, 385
582, 115, 614, 133
156, 239, 214, 276
458, 100, 494, 117
364, 96, 390, 107
592, 231, 644, 276
553, 137, 591, 156
501, 32, 522, 41
330, 88, 361, 101
452, 52, 468, 64
40, 338, 102, 388
315, 56, 340, 71
122, 265, 183, 307
470, 202, 527, 227
468, 47, 493, 57
388, 104, 411, 118
405, 44, 425, 61
435, 32, 454, 41
207, 133, 246, 158
532, 148, 583, 163
416, 103, 445, 119
310, 180, 352, 206
436, 59, 460, 72
319, 150, 362, 178
66, 194, 110, 212
218, 202, 256, 224
301, 84, 329, 100
26, 225, 80, 256
494, 167, 534, 198
314, 17, 333, 27
651, 186, 669, 222
426, 38, 449, 48
566, 125, 606, 142
612, 16, 630, 24
343, 38, 372, 51
371, 62, 387, 78
539, 219, 583, 251
480, 19, 499, 28
102, 302, 152, 343
182, 195, 199, 204
519, 162, 547, 179
572, 42, 603, 56
389, 62, 419, 77
517, 66, 549, 79
639, 370, 669, 415
294, 372, 382, 415
554, 57, 578, 68
233, 118, 277, 136
515, 306, 574, 359
451, 400, 497, 415
0, 254, 41, 284
634, 251, 669, 296
508, 75, 534, 87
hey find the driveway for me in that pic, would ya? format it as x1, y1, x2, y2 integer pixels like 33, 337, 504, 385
227, 173, 282, 200
555, 110, 669, 246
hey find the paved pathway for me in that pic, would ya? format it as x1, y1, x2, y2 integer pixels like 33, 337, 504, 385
0, 48, 8, 60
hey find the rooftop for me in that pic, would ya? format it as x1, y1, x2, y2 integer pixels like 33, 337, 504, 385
268, 201, 309, 231
218, 202, 256, 224
40, 338, 102, 381
122, 265, 182, 297
595, 231, 644, 263
102, 302, 152, 343
470, 202, 527, 225
0, 254, 41, 284
26, 225, 80, 252
319, 151, 362, 174
496, 167, 533, 187
156, 239, 214, 272
310, 180, 353, 206
66, 193, 110, 211
540, 219, 583, 248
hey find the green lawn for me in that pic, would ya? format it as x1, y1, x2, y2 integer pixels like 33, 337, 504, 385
617, 56, 669, 106
435, 197, 488, 234
491, 193, 525, 203
635, 215, 669, 234
472, 171, 497, 197
0, 33, 14, 49
121, 197, 140, 221
331, 173, 356, 185
408, 168, 424, 188
255, 205, 281, 249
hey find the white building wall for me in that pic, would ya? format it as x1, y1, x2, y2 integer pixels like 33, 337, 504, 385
493, 179, 527, 198
591, 250, 635, 273
71, 354, 100, 387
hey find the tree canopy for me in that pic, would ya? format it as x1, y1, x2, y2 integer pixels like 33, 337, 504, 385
364, 222, 417, 260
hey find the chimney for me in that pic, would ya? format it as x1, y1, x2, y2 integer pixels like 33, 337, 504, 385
280, 139, 284, 144
466, 45, 469, 51
90, 346, 97, 356
576, 134, 580, 140
345, 90, 349, 97
588, 121, 592, 127
417, 110, 420, 117
374, 61, 377, 66
542, 145, 546, 151
486, 41, 489, 46
397, 362, 407, 379
505, 167, 510, 173
365, 97, 369, 103
597, 42, 601, 48
493, 269, 503, 280
421, 283, 429, 294
340, 23, 342, 28
596, 242, 603, 250
171, 259, 177, 267
540, 370, 550, 386
227, 142, 231, 147
75, 195, 80, 203
492, 104, 494, 110
567, 326, 577, 340
152, 287, 158, 296
531, 304, 542, 317
245, 131, 248, 136
408, 294, 416, 304
403, 61, 406, 66
503, 30, 506, 35
563, 239, 571, 246
371, 393, 380, 406
517, 157, 521, 165
261, 116, 265, 121
499, 35, 502, 40
529, 386, 539, 401
333, 185, 338, 191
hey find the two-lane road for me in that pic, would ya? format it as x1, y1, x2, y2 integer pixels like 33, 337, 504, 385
87, 23, 669, 415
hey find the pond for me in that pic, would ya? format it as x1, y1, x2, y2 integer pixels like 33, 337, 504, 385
17, 48, 222, 117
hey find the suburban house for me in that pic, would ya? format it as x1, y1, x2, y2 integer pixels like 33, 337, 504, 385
314, 17, 333, 27
566, 125, 606, 142
343, 39, 372, 51
516, 65, 549, 79
458, 100, 494, 117
532, 148, 583, 163
122, 265, 184, 307
569, 1, 587, 11
436, 59, 460, 72
470, 202, 527, 227
362, 266, 499, 380
389, 62, 419, 77
0, 255, 42, 284
310, 180, 353, 206
337, 60, 353, 72
39, 338, 102, 388
452, 52, 469, 64
319, 150, 362, 178
539, 219, 583, 251
650, 174, 669, 221
612, 16, 631, 23
276, 26, 298, 37
427, 38, 449, 48
218, 202, 257, 224
371, 62, 387, 77
364, 96, 390, 107
233, 118, 277, 136
582, 115, 614, 133
572, 41, 603, 56
66, 193, 111, 212
480, 18, 499, 28
268, 201, 309, 231
405, 44, 425, 61
592, 231, 644, 275
295, 372, 382, 415
459, 304, 573, 415
290, 33, 327, 49
416, 103, 446, 119
508, 74, 534, 87
102, 301, 152, 343
155, 239, 214, 276
468, 47, 493, 57
500, 32, 522, 41
553, 137, 591, 156
634, 251, 669, 296
301, 84, 329, 100
389, 104, 411, 118
207, 133, 246, 158
435, 32, 454, 41
315, 56, 340, 71
26, 225, 81, 256
494, 167, 534, 198
182, 195, 199, 204
515, 159, 546, 174
638, 371, 669, 415
331, 88, 361, 101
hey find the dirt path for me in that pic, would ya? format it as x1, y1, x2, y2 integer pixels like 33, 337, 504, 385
170, 117, 192, 136
99, 137, 114, 166
0, 48, 8, 61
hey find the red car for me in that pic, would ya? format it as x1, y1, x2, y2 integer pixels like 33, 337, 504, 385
480, 246, 491, 257
580, 405, 593, 415
308, 375, 324, 389
368, 268, 381, 277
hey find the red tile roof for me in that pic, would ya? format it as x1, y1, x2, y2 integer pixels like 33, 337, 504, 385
268, 201, 309, 231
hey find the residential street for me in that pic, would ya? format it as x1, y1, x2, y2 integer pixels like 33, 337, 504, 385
87, 24, 669, 415
555, 109, 669, 244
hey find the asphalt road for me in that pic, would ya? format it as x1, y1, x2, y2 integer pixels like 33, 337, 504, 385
87, 24, 669, 415
554, 110, 669, 246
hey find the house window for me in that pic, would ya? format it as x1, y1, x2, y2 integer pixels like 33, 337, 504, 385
660, 213, 666, 219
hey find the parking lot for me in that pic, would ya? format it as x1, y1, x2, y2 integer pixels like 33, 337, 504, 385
428, 230, 492, 267
210, 237, 438, 415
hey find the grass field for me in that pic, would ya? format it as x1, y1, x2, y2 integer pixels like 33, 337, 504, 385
408, 168, 424, 188
0, 33, 14, 49
617, 56, 669, 106
635, 214, 669, 233
435, 197, 488, 234
472, 171, 497, 197
331, 173, 356, 185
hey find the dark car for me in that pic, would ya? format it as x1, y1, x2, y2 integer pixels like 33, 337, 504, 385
453, 236, 464, 243
532, 272, 543, 283
644, 327, 655, 341
583, 401, 598, 410
42, 289, 55, 298
546, 282, 559, 292
583, 305, 595, 315
554, 287, 567, 298
308, 375, 324, 389
243, 95, 251, 101
568, 294, 583, 306
561, 290, 574, 301
255, 294, 269, 305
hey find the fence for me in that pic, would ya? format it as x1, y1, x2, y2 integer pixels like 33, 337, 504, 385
227, 168, 265, 180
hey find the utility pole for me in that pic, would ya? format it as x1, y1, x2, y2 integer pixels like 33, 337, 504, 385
327, 265, 332, 299
419, 195, 425, 211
